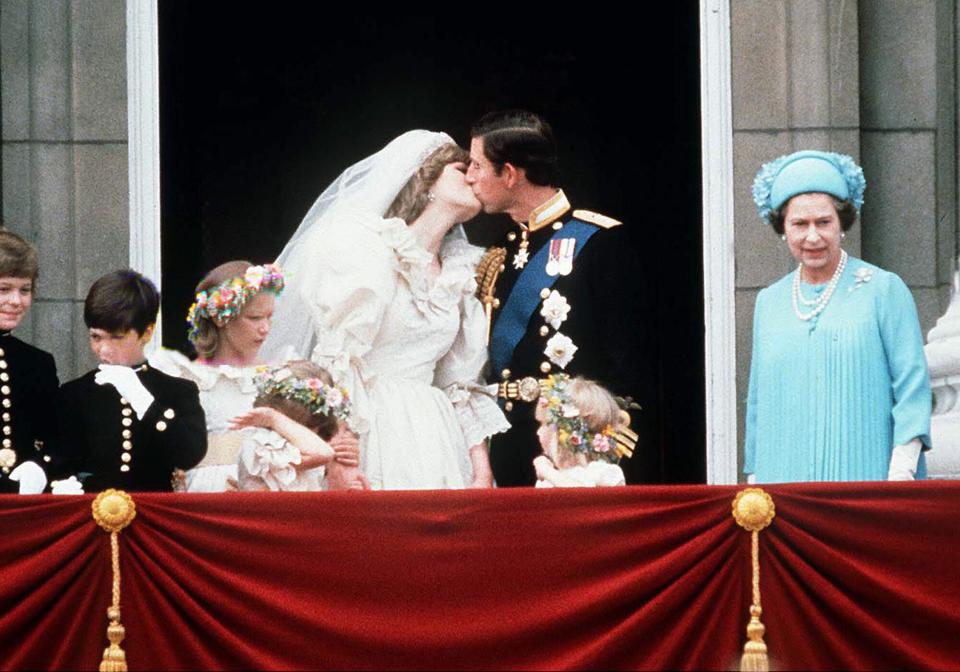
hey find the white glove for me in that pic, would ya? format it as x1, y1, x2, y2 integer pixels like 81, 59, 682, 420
887, 438, 922, 481
95, 365, 155, 419
9, 460, 47, 494
50, 476, 85, 495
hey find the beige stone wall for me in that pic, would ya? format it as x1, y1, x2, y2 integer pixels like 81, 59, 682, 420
0, 0, 128, 379
731, 0, 959, 475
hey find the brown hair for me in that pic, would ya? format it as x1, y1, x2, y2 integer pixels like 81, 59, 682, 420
0, 229, 39, 281
770, 195, 857, 235
84, 269, 159, 335
385, 143, 469, 223
470, 110, 559, 186
253, 360, 339, 441
189, 260, 254, 359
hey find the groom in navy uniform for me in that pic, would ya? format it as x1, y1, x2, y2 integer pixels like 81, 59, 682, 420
466, 110, 657, 487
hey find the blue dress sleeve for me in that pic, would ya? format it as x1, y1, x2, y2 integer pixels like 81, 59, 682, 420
878, 272, 933, 449
743, 291, 764, 476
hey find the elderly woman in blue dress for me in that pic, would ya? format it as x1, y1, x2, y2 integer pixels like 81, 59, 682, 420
745, 150, 932, 482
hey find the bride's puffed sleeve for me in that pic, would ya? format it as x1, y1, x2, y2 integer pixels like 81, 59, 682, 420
294, 211, 398, 439
433, 244, 510, 448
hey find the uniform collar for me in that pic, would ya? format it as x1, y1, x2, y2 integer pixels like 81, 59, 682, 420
525, 190, 570, 233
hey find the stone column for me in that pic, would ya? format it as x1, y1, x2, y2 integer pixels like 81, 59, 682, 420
1, 0, 129, 379
859, 0, 957, 334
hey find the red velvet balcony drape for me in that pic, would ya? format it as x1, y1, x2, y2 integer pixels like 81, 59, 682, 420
2, 483, 959, 670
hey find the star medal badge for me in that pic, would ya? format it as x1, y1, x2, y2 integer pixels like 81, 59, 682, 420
546, 238, 576, 276
513, 229, 530, 269
513, 247, 529, 269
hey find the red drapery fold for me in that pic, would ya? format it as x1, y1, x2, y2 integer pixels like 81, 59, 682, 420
2, 483, 958, 670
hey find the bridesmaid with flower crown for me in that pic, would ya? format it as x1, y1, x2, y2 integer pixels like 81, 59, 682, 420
151, 260, 362, 492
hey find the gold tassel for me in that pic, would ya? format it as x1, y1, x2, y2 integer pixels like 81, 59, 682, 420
92, 490, 137, 672
732, 488, 775, 672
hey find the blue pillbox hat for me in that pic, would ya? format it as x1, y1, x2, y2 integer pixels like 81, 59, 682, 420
752, 150, 866, 224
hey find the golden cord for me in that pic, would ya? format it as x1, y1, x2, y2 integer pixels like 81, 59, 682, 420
732, 488, 774, 672
92, 490, 136, 672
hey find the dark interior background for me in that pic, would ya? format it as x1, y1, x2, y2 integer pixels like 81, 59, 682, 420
158, 3, 706, 484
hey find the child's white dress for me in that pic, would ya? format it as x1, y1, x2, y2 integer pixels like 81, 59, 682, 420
535, 461, 625, 488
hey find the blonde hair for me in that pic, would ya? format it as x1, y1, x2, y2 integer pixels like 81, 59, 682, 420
567, 378, 623, 436
543, 377, 626, 470
189, 260, 253, 359
253, 360, 339, 441
385, 143, 469, 223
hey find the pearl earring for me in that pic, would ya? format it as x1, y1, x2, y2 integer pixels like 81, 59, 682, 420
427, 192, 436, 203
841, 232, 846, 239
781, 234, 786, 241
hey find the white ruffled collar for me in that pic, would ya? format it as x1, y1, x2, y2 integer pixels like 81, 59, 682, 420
368, 216, 481, 315
148, 348, 262, 393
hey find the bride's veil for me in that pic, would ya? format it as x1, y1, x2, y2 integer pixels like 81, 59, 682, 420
262, 129, 455, 360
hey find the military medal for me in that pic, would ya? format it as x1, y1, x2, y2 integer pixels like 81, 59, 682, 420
512, 228, 530, 269
558, 237, 576, 275
545, 239, 561, 276
546, 238, 576, 276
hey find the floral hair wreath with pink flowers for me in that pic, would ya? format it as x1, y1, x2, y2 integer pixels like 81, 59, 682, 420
253, 364, 352, 423
537, 374, 634, 464
186, 263, 285, 344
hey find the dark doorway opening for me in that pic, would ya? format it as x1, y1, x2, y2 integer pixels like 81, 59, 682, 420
158, 4, 706, 484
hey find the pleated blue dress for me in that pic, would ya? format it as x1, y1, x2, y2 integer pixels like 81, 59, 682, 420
744, 256, 932, 482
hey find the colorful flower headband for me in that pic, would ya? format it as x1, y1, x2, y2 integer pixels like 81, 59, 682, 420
254, 365, 352, 423
538, 374, 634, 463
186, 263, 285, 343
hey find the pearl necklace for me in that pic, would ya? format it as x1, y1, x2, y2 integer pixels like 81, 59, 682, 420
792, 249, 848, 322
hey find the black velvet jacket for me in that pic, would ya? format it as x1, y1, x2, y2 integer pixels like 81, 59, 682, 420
0, 332, 61, 494
57, 364, 207, 492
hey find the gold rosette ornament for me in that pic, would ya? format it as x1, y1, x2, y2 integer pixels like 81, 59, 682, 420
732, 488, 775, 672
92, 490, 136, 672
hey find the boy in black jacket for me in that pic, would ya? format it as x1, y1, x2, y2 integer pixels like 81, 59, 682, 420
58, 270, 206, 492
0, 231, 62, 494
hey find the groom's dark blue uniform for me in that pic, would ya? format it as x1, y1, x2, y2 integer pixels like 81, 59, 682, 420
485, 191, 657, 486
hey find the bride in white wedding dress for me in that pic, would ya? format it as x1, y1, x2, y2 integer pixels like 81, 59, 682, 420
262, 131, 509, 490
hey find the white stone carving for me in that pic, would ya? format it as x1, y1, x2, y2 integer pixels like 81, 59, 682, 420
925, 264, 960, 479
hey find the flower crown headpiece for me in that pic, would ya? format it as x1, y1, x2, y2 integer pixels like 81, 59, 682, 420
254, 364, 352, 423
187, 263, 285, 344
752, 150, 866, 224
538, 374, 635, 463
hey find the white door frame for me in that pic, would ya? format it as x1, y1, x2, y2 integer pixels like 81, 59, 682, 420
699, 0, 738, 484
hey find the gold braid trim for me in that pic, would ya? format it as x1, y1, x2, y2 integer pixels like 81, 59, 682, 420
93, 490, 136, 672
732, 488, 775, 672
475, 247, 507, 345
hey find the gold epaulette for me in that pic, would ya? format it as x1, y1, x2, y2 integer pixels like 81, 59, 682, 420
476, 247, 507, 345
475, 247, 507, 302
572, 209, 622, 229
